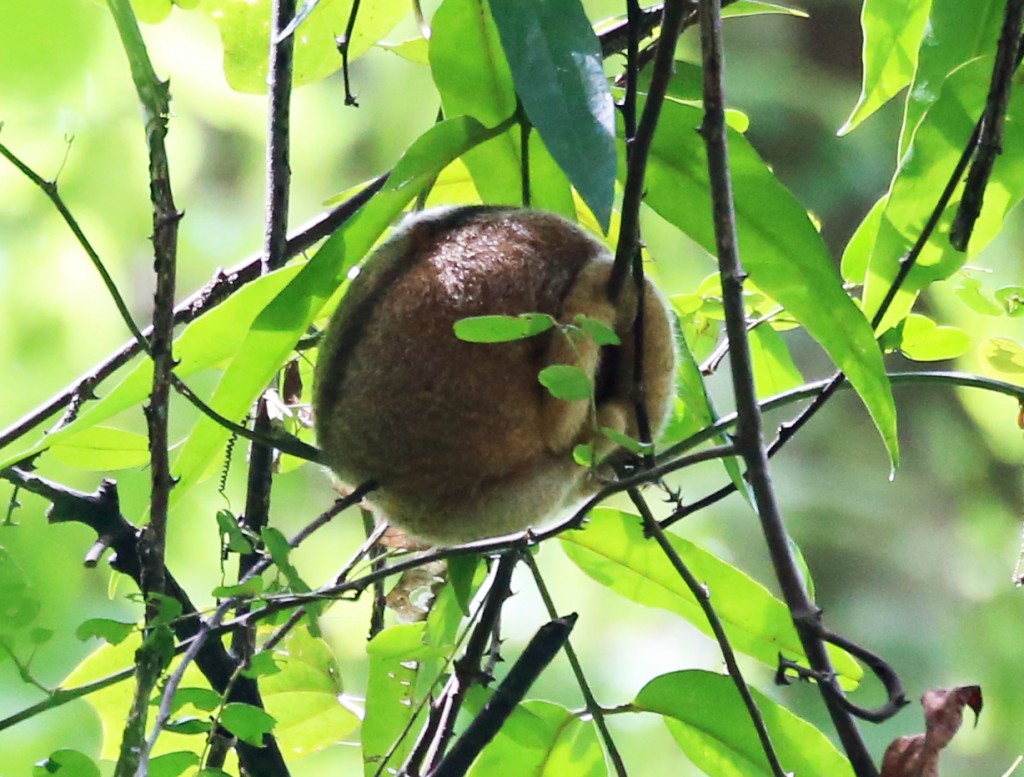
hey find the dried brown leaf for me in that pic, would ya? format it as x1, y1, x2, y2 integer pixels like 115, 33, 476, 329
880, 686, 982, 777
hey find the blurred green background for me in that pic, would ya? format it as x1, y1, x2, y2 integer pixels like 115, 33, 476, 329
1, 0, 1022, 774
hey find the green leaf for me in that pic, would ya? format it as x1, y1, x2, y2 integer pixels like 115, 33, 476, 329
33, 749, 101, 777
215, 509, 254, 554
466, 700, 605, 777
171, 687, 223, 714
860, 57, 1024, 332
164, 717, 213, 736
211, 577, 264, 598
363, 623, 447, 776
560, 509, 862, 683
574, 314, 620, 346
63, 636, 217, 761
489, 0, 616, 229
131, 0, 172, 24
378, 37, 430, 66
454, 313, 555, 343
430, 0, 525, 206
148, 751, 201, 777
839, 0, 931, 134
982, 337, 1024, 377
538, 364, 593, 401
259, 627, 361, 758
749, 326, 803, 397
200, 0, 409, 93
996, 286, 1024, 317
242, 651, 281, 679
897, 314, 969, 361
639, 99, 898, 466
954, 276, 1004, 316
572, 443, 595, 466
75, 618, 135, 645
262, 526, 310, 594
634, 670, 855, 777
899, 0, 1003, 156
0, 261, 305, 471
150, 593, 184, 627
220, 702, 277, 747
29, 626, 54, 645
47, 426, 150, 470
170, 116, 502, 506
721, 1, 809, 19
599, 426, 653, 456
447, 555, 482, 616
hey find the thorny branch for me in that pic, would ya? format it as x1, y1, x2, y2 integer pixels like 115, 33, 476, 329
696, 0, 878, 774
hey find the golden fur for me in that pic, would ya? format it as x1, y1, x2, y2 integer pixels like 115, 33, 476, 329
314, 206, 677, 544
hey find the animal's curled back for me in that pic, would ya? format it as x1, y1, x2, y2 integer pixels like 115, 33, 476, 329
313, 206, 678, 544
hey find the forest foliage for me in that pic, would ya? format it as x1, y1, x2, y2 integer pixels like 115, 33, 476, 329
1, 0, 1024, 776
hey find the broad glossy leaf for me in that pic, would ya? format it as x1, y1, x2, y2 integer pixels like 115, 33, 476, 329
635, 670, 855, 777
560, 509, 862, 683
899, 0, 1003, 155
0, 262, 304, 471
430, 0, 522, 205
859, 58, 1024, 332
65, 627, 358, 762
363, 623, 447, 776
466, 700, 605, 777
220, 703, 276, 747
639, 99, 897, 466
839, 0, 931, 135
171, 117, 500, 504
48, 426, 150, 471
148, 751, 201, 777
200, 0, 409, 93
749, 326, 803, 397
490, 0, 616, 229
33, 750, 101, 777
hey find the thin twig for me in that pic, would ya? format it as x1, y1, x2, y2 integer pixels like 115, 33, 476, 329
522, 552, 628, 777
608, 0, 692, 301
950, 14, 1024, 250
696, 0, 876, 773
627, 488, 786, 777
428, 615, 577, 777
103, 1, 180, 773
0, 173, 387, 455
402, 553, 519, 776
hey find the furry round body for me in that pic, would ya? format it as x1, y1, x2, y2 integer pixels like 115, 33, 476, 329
313, 207, 677, 544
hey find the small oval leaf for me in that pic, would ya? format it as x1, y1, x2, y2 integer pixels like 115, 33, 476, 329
538, 365, 593, 401
454, 313, 555, 343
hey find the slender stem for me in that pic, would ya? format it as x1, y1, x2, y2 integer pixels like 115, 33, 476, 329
0, 174, 387, 455
628, 489, 786, 776
429, 615, 577, 777
696, 0, 876, 773
609, 0, 690, 301
522, 553, 628, 777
